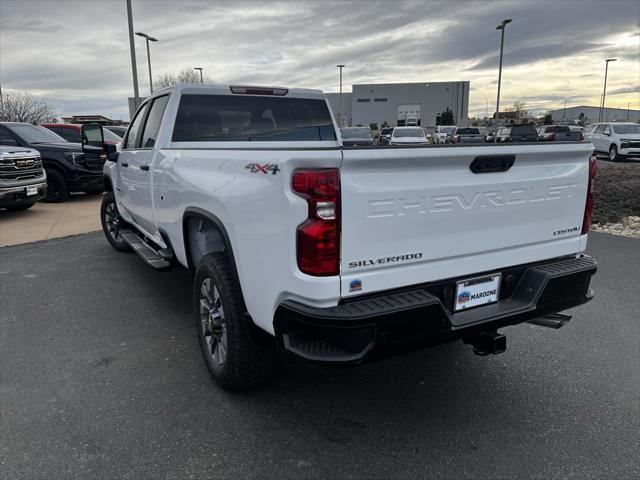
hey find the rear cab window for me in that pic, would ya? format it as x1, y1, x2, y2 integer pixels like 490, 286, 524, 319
172, 94, 336, 142
510, 126, 537, 136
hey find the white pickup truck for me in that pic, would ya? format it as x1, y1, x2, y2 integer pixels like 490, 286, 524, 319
84, 84, 598, 390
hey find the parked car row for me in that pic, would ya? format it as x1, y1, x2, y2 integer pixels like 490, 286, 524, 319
584, 122, 640, 161
0, 121, 117, 208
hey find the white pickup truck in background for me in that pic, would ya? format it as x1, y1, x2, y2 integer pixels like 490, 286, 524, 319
83, 84, 598, 390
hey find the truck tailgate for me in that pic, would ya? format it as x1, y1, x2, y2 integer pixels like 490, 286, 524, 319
339, 143, 594, 297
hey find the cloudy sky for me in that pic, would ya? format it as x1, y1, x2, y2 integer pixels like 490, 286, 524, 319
1, 0, 638, 120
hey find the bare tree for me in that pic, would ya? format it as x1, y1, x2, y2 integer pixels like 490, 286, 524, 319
512, 100, 528, 123
0, 92, 57, 123
155, 67, 213, 88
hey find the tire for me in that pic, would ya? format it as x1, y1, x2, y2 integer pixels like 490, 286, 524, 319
43, 169, 69, 203
6, 202, 35, 211
609, 144, 622, 162
194, 253, 278, 391
100, 191, 131, 252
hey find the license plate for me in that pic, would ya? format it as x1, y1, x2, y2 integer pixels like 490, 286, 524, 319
26, 186, 38, 196
455, 273, 501, 311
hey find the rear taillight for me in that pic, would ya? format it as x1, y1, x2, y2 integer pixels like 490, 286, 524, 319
292, 169, 340, 276
550, 133, 556, 141
581, 156, 597, 235
579, 132, 584, 141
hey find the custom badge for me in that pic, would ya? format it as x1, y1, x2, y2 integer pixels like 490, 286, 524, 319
349, 279, 362, 292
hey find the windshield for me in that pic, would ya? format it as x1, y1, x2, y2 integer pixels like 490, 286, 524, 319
457, 128, 479, 134
6, 123, 66, 144
381, 128, 394, 135
440, 126, 456, 134
394, 128, 425, 138
102, 128, 122, 142
546, 126, 570, 133
342, 128, 371, 138
612, 124, 640, 134
105, 127, 126, 138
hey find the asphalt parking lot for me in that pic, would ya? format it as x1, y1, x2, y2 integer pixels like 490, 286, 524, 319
1, 236, 639, 480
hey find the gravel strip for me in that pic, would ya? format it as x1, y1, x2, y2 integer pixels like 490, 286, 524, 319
591, 161, 640, 238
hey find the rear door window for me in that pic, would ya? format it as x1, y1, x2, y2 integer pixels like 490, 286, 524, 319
172, 94, 336, 142
140, 95, 169, 148
124, 102, 149, 149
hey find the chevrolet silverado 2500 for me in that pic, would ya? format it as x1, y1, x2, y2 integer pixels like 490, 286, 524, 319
90, 84, 597, 390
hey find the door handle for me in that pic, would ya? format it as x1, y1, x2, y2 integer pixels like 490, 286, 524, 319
140, 165, 150, 171
121, 162, 129, 168
470, 155, 515, 173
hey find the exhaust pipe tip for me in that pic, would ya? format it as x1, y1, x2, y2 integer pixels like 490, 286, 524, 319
464, 331, 507, 356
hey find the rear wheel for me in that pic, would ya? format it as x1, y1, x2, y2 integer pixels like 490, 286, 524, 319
43, 169, 69, 203
100, 191, 130, 252
194, 252, 278, 390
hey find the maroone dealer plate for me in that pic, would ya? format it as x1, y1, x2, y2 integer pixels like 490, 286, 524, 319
455, 273, 501, 311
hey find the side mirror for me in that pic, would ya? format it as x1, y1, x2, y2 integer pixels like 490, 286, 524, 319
104, 143, 119, 162
81, 124, 104, 150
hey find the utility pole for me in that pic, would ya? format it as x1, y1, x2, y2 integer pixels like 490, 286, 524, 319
337, 64, 345, 129
193, 67, 204, 83
627, 103, 630, 121
135, 32, 158, 94
126, 0, 140, 109
494, 18, 512, 142
599, 58, 617, 122
563, 99, 566, 122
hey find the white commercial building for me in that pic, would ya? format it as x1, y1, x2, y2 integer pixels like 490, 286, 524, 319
326, 81, 470, 128
550, 105, 639, 124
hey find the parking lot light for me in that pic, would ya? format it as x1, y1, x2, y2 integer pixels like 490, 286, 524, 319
135, 32, 158, 94
494, 18, 512, 142
599, 58, 617, 122
337, 65, 345, 129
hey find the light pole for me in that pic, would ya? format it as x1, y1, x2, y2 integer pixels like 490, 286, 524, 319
126, 0, 140, 109
494, 18, 512, 141
135, 32, 158, 94
193, 67, 204, 83
599, 58, 617, 122
337, 64, 345, 128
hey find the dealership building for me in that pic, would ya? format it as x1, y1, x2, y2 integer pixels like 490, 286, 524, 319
549, 105, 639, 124
326, 81, 470, 128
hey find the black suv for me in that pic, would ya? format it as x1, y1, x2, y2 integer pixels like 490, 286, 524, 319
0, 122, 105, 202
495, 125, 538, 143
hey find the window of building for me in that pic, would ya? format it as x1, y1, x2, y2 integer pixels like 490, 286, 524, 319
374, 98, 387, 102
356, 98, 371, 103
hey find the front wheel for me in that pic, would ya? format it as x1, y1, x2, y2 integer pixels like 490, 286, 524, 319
43, 169, 69, 203
100, 191, 130, 252
609, 144, 623, 162
194, 253, 278, 390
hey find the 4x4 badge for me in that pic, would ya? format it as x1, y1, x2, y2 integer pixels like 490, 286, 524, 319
245, 163, 280, 175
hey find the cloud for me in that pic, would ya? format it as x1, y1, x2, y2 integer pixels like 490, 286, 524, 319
0, 0, 638, 119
